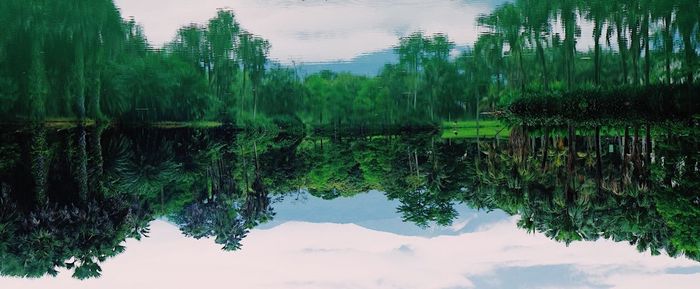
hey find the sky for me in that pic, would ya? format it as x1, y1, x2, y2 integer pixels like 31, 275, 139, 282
113, 0, 502, 63
2, 191, 699, 289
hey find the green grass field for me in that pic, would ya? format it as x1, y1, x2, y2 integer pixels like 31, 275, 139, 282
441, 120, 511, 139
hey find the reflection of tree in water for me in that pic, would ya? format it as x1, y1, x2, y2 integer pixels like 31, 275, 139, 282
653, 125, 700, 260
1, 123, 698, 279
382, 136, 468, 227
169, 129, 277, 251
0, 126, 282, 278
0, 126, 150, 279
173, 194, 249, 251
474, 123, 700, 261
0, 192, 146, 279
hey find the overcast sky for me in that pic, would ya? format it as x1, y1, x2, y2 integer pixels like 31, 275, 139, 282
113, 0, 502, 63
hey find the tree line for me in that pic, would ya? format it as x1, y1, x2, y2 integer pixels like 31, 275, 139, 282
0, 1, 275, 122
0, 0, 698, 125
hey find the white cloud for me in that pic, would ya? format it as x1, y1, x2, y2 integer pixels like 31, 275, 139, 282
113, 0, 494, 63
1, 218, 698, 289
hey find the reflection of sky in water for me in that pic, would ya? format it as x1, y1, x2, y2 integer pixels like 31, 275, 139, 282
113, 0, 504, 63
3, 191, 699, 289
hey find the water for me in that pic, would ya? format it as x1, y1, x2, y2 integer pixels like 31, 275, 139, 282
0, 124, 698, 288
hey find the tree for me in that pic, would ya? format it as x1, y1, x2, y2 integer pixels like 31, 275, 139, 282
675, 0, 699, 84
519, 0, 553, 89
396, 32, 428, 110
583, 0, 610, 85
207, 10, 240, 106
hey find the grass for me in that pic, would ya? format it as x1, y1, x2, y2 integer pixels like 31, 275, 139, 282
1, 119, 226, 130
444, 120, 504, 128
35, 118, 97, 129
441, 120, 511, 139
149, 121, 223, 129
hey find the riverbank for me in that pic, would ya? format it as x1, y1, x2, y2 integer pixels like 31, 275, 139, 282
441, 120, 511, 139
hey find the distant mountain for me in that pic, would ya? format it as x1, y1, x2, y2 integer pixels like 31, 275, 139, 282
462, 0, 511, 6
296, 48, 398, 76
295, 45, 471, 76
257, 191, 510, 237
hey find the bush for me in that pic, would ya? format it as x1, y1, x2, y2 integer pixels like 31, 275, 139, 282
507, 84, 700, 126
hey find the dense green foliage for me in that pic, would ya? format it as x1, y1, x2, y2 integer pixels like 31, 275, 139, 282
2, 0, 698, 126
508, 84, 700, 125
0, 1, 273, 123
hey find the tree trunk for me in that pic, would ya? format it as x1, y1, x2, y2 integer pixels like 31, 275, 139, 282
642, 12, 651, 85
253, 87, 258, 119
567, 124, 576, 178
76, 126, 88, 201
593, 20, 602, 86
30, 125, 49, 204
240, 69, 246, 119
566, 124, 576, 201
518, 48, 527, 92
623, 126, 630, 162
75, 40, 86, 119
595, 126, 603, 194
616, 20, 629, 84
634, 126, 642, 175
541, 127, 549, 172
535, 34, 549, 90
88, 46, 104, 120
645, 123, 652, 181
89, 125, 105, 197
629, 17, 641, 85
663, 15, 673, 84
682, 33, 695, 84
28, 40, 47, 120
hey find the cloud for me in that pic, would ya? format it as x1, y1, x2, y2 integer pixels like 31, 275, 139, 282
2, 218, 698, 289
113, 0, 496, 63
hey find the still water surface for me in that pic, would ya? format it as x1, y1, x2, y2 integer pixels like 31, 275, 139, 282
0, 125, 698, 288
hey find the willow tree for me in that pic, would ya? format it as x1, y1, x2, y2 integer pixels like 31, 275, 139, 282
207, 10, 240, 106
238, 34, 270, 119
422, 34, 455, 119
395, 32, 427, 110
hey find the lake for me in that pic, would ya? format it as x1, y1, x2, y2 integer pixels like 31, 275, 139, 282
0, 124, 698, 288
0, 0, 699, 288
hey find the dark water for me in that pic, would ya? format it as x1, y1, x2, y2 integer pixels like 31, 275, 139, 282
0, 124, 698, 288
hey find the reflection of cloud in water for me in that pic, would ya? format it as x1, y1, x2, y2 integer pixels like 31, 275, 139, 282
259, 190, 511, 237
3, 219, 698, 289
114, 0, 500, 63
396, 244, 414, 254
